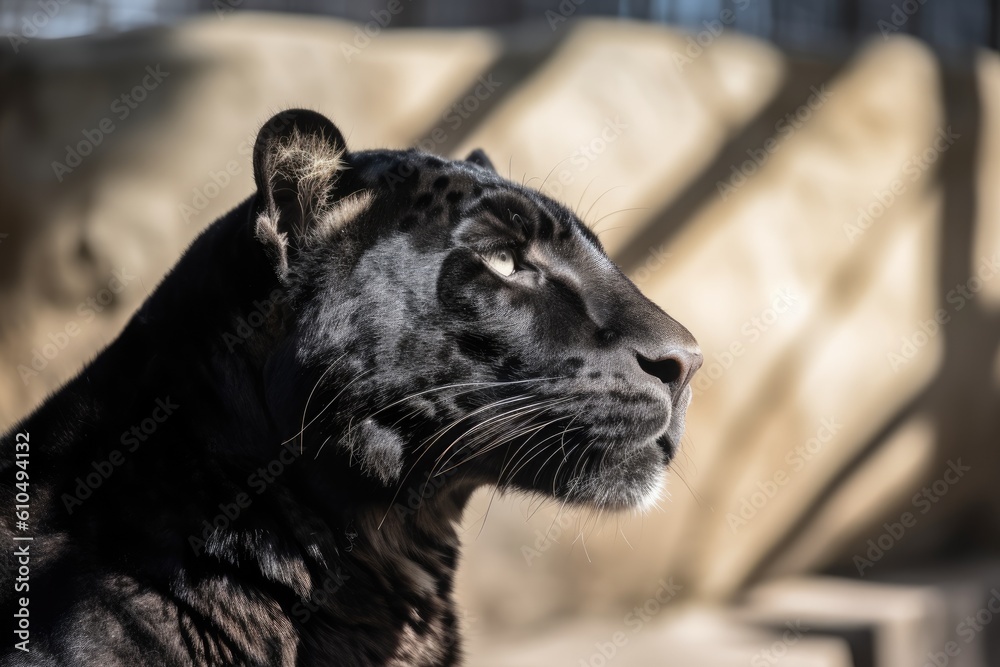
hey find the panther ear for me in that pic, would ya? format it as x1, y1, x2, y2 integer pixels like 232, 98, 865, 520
252, 109, 369, 279
465, 148, 496, 172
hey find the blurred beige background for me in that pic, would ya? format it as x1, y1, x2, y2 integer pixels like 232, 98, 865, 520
2, 9, 1000, 666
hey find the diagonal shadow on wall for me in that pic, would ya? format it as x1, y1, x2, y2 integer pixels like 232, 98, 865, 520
748, 49, 1000, 589
616, 57, 848, 276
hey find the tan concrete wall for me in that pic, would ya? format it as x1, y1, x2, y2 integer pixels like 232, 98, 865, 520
2, 14, 999, 664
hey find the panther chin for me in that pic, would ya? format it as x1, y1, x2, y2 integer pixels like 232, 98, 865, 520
554, 405, 688, 513
559, 441, 669, 512
575, 372, 696, 507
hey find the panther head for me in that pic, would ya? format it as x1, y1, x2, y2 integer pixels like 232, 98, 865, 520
252, 110, 701, 514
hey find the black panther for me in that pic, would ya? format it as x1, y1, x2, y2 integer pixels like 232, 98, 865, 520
0, 110, 701, 666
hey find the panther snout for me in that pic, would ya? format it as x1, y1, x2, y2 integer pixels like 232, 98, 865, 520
636, 346, 703, 395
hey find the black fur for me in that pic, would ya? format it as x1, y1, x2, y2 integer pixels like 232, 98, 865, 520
0, 110, 701, 666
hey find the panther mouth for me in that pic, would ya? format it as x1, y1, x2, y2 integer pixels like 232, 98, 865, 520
549, 384, 691, 510
557, 437, 668, 511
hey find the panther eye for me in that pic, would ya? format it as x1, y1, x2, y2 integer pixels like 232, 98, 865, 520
483, 249, 516, 277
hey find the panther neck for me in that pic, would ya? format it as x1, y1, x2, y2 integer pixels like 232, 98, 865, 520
229, 471, 474, 665
18, 194, 475, 665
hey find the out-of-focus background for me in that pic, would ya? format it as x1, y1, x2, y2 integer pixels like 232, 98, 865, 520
2, 1, 1000, 664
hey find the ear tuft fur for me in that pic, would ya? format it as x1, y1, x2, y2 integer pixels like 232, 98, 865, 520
253, 211, 291, 282
260, 128, 344, 238
252, 110, 370, 278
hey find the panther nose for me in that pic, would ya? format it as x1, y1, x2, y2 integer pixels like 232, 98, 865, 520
636, 347, 703, 394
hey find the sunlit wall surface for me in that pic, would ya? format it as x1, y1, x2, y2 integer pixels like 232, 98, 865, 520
1, 1, 998, 665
